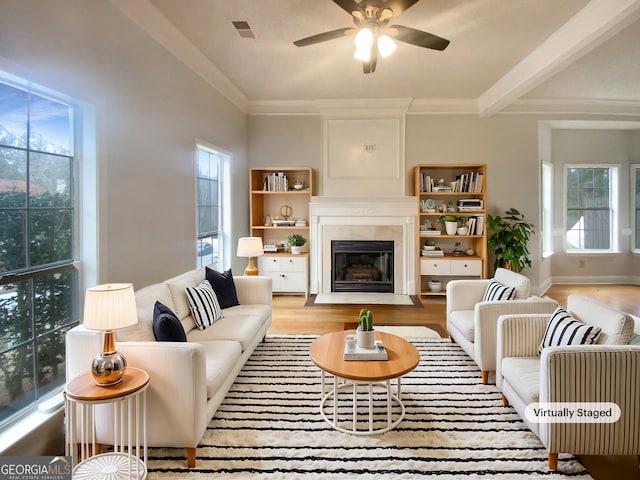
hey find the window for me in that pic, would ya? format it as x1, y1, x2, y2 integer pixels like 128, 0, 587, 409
564, 165, 619, 252
0, 79, 78, 427
196, 144, 227, 270
541, 162, 553, 257
633, 165, 640, 253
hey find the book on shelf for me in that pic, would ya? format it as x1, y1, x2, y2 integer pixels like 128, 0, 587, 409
344, 340, 388, 361
421, 249, 444, 257
263, 172, 289, 192
420, 230, 441, 235
475, 215, 484, 235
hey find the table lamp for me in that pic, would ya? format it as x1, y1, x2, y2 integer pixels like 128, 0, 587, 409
237, 237, 263, 276
83, 283, 138, 386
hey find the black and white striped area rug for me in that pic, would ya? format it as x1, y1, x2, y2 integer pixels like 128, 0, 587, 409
147, 336, 593, 479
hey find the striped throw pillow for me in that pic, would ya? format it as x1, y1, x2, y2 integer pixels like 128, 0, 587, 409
538, 307, 601, 354
482, 280, 516, 302
185, 280, 223, 330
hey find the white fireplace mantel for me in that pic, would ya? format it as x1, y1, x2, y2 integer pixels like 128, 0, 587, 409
309, 196, 417, 295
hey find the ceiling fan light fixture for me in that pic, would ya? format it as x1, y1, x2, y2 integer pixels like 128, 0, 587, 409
354, 27, 374, 49
354, 45, 371, 62
377, 34, 396, 58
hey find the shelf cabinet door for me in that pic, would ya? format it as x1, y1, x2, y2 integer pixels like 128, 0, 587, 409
450, 259, 482, 276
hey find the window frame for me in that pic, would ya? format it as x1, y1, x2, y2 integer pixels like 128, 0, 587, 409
0, 76, 81, 429
195, 142, 230, 270
632, 164, 640, 254
563, 164, 619, 254
541, 161, 553, 258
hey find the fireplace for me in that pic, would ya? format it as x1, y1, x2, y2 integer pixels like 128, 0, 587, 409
309, 196, 417, 296
331, 240, 394, 293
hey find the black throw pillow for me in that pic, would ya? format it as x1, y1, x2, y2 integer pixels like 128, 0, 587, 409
153, 301, 187, 342
205, 267, 239, 309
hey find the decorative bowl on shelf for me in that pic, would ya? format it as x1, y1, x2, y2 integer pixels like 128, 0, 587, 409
428, 280, 442, 293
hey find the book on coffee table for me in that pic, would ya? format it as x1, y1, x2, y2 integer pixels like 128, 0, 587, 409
344, 340, 388, 361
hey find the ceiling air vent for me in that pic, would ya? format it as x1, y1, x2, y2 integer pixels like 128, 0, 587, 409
232, 20, 255, 39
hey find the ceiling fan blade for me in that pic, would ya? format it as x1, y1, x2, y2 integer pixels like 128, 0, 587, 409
293, 27, 353, 47
332, 0, 364, 16
381, 0, 420, 16
391, 25, 450, 51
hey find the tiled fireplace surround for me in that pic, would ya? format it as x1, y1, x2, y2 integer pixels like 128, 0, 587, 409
308, 196, 417, 296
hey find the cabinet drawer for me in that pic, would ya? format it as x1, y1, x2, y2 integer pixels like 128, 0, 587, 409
420, 259, 451, 275
450, 259, 482, 276
258, 255, 306, 272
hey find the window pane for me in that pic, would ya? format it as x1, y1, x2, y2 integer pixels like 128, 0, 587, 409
198, 150, 209, 177
29, 94, 72, 155
0, 279, 32, 348
34, 269, 76, 335
565, 167, 613, 251
197, 178, 210, 206
29, 152, 72, 207
36, 326, 70, 398
29, 209, 73, 266
0, 343, 35, 422
0, 83, 28, 148
0, 210, 26, 272
0, 147, 27, 207
198, 206, 211, 235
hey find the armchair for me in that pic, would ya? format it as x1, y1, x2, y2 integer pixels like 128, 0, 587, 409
446, 268, 558, 384
496, 295, 640, 470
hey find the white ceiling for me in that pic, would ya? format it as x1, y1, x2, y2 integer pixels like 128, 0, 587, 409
112, 0, 640, 115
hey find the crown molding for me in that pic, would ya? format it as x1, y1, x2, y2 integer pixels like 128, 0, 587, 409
108, 0, 249, 113
504, 99, 640, 116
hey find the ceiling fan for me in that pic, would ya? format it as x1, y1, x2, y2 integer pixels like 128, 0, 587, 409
293, 0, 450, 74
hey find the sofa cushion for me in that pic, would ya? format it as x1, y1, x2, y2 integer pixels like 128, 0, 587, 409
567, 295, 634, 345
205, 267, 239, 309
199, 340, 242, 399
482, 280, 516, 302
153, 301, 187, 342
185, 281, 224, 330
493, 268, 530, 299
187, 315, 264, 351
165, 269, 206, 320
538, 307, 601, 354
501, 357, 540, 405
116, 283, 174, 342
448, 310, 475, 343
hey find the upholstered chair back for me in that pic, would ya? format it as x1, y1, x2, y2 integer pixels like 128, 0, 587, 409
493, 268, 530, 299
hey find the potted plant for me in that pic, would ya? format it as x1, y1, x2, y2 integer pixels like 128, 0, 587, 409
487, 208, 535, 272
356, 308, 376, 349
439, 215, 463, 236
287, 233, 307, 255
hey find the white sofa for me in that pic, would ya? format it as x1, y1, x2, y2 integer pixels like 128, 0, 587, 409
447, 268, 558, 384
65, 268, 272, 467
496, 295, 640, 470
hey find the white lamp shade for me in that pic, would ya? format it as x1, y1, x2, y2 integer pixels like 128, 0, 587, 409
354, 27, 373, 49
237, 237, 264, 257
83, 283, 138, 330
378, 34, 397, 58
354, 46, 371, 62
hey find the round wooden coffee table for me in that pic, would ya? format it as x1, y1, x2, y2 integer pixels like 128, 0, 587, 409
309, 330, 419, 435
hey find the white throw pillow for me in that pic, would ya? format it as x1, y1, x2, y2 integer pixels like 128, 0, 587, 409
185, 280, 223, 330
538, 307, 601, 355
482, 279, 516, 302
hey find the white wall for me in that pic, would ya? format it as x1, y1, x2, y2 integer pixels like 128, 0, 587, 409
550, 129, 638, 283
0, 0, 249, 288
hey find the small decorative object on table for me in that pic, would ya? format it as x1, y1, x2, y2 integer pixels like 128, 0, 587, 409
293, 177, 305, 190
356, 308, 376, 349
287, 233, 307, 255
428, 279, 442, 292
453, 242, 464, 256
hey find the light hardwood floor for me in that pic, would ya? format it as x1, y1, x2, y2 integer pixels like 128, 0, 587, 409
267, 284, 640, 480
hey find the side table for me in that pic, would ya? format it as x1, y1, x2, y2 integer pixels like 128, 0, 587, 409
64, 367, 149, 480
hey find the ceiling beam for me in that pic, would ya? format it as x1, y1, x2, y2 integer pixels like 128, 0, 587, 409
478, 0, 640, 118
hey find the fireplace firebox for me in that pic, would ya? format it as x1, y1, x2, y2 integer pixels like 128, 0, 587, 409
331, 240, 394, 293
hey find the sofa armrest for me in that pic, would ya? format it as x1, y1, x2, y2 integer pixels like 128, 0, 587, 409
496, 314, 549, 389
474, 298, 557, 372
116, 341, 208, 448
539, 345, 640, 455
446, 279, 490, 317
234, 275, 272, 305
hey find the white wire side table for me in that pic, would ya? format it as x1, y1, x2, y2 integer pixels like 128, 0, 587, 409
64, 367, 149, 480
